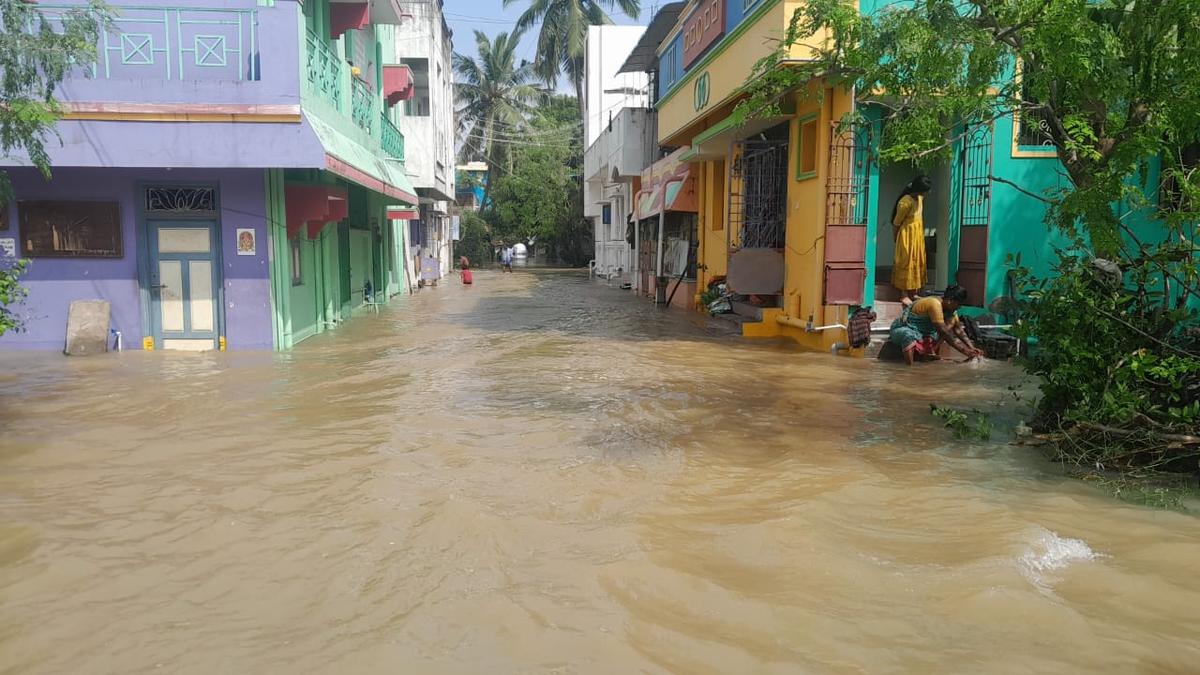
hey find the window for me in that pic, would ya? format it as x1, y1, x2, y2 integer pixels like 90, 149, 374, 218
402, 57, 431, 117
1013, 59, 1056, 154
19, 201, 122, 257
796, 114, 819, 180
291, 239, 303, 286
602, 204, 612, 225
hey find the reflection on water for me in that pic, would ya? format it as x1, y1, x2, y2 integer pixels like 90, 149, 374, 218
1, 270, 1199, 674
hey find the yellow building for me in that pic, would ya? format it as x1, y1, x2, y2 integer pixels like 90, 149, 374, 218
650, 0, 865, 352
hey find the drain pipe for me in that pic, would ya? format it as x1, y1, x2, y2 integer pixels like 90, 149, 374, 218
633, 219, 640, 293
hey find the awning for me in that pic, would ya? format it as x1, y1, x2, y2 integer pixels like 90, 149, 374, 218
305, 112, 418, 204
285, 185, 349, 239
383, 65, 414, 107
386, 207, 418, 220
688, 106, 795, 160
329, 2, 369, 38
636, 147, 698, 220
619, 3, 687, 74
331, 0, 411, 27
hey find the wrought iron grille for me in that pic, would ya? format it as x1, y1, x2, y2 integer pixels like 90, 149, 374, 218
825, 121, 873, 228
1017, 107, 1055, 148
958, 123, 993, 228
145, 186, 216, 214
1016, 77, 1054, 148
729, 139, 789, 249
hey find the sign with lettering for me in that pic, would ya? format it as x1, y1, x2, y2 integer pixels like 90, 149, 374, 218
682, 0, 725, 68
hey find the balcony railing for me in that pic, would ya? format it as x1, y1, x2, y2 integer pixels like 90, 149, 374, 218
305, 29, 344, 111
351, 77, 374, 134
39, 3, 260, 81
381, 114, 405, 160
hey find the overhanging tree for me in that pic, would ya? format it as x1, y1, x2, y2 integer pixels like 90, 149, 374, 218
739, 0, 1200, 467
740, 0, 1200, 252
0, 0, 108, 336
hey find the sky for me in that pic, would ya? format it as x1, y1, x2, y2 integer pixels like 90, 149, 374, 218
441, 0, 652, 92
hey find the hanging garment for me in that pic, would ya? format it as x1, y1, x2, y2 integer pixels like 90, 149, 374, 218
848, 307, 877, 348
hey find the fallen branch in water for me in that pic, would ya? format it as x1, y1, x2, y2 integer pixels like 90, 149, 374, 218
1073, 422, 1200, 445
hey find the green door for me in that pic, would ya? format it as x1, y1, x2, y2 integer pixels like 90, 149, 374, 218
149, 221, 220, 350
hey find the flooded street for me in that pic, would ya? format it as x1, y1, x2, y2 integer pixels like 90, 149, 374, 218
2, 270, 1199, 674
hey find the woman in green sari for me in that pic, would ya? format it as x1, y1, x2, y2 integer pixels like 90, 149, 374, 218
889, 285, 984, 365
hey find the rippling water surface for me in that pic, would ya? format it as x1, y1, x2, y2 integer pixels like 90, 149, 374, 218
2, 270, 1199, 674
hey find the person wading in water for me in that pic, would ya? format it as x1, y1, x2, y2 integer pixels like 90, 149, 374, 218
891, 175, 933, 305
888, 285, 984, 366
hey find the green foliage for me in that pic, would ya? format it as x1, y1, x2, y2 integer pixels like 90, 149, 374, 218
0, 0, 108, 333
484, 95, 589, 265
739, 0, 1200, 255
455, 212, 492, 267
1082, 473, 1200, 512
1011, 241, 1200, 470
454, 28, 543, 176
0, 0, 108, 199
931, 404, 993, 441
0, 259, 29, 337
503, 0, 641, 96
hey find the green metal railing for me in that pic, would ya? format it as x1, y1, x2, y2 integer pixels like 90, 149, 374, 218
303, 28, 408, 166
381, 113, 405, 160
350, 77, 374, 134
305, 29, 343, 111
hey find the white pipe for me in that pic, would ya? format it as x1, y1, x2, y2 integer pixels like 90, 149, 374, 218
808, 323, 847, 333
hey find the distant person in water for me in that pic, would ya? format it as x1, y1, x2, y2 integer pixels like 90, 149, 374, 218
888, 285, 983, 366
892, 175, 933, 305
501, 245, 513, 273
460, 259, 473, 285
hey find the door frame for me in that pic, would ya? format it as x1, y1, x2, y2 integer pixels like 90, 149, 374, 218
136, 182, 227, 349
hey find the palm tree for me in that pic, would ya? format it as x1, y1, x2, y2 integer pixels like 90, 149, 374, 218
503, 0, 641, 107
454, 29, 543, 206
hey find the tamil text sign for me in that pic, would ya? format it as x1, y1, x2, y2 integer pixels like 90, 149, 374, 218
682, 0, 725, 68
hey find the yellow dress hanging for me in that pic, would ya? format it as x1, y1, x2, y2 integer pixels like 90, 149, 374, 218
892, 194, 927, 292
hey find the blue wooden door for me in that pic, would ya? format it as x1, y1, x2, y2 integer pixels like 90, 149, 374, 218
149, 221, 220, 350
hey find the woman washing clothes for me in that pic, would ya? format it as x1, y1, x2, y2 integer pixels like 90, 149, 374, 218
892, 175, 932, 304
889, 285, 984, 366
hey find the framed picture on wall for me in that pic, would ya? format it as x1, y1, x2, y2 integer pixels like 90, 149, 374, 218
18, 201, 122, 257
236, 228, 256, 256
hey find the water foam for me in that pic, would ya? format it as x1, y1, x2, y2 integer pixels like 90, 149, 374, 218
1017, 528, 1100, 589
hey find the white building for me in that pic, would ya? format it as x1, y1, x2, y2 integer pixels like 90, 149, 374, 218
386, 0, 456, 283
583, 25, 651, 280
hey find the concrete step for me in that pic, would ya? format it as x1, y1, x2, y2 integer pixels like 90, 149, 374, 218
730, 300, 764, 321
729, 296, 782, 322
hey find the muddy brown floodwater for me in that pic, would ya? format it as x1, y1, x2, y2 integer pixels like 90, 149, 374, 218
1, 270, 1199, 674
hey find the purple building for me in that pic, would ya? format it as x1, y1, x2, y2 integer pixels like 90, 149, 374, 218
0, 0, 420, 351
